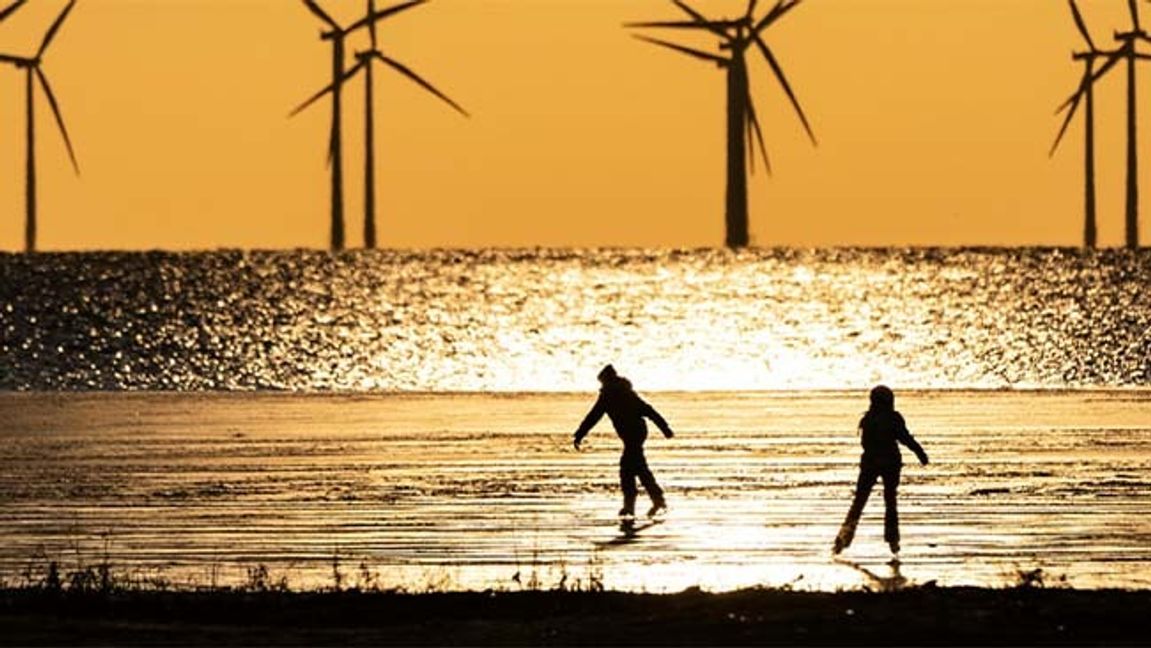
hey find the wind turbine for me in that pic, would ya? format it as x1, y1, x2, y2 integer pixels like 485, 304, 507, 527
293, 0, 465, 251
349, 0, 468, 249
627, 0, 816, 249
0, 0, 79, 254
1114, 0, 1147, 248
1051, 0, 1118, 249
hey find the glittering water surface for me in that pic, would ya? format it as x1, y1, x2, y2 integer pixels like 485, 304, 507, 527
1, 391, 1149, 592
2, 248, 1149, 391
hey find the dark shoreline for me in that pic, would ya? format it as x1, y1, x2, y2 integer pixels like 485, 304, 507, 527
2, 586, 1149, 646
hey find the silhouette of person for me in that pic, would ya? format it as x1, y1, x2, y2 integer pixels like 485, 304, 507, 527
573, 364, 674, 518
833, 385, 929, 556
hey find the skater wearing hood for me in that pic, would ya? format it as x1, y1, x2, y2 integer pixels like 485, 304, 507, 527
573, 364, 675, 518
833, 385, 929, 556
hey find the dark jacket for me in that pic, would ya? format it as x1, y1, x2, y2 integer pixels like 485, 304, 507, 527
574, 377, 672, 447
859, 409, 928, 467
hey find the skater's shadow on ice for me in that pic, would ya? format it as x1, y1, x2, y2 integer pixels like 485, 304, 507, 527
596, 518, 664, 548
835, 556, 909, 592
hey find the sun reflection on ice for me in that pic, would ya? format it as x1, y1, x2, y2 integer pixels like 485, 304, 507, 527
570, 498, 893, 593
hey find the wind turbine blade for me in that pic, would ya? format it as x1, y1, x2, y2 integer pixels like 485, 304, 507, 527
302, 0, 340, 30
0, 0, 27, 22
670, 0, 732, 39
35, 68, 79, 174
747, 0, 759, 20
754, 36, 816, 145
624, 19, 735, 30
1129, 0, 1141, 31
1053, 86, 1079, 116
291, 85, 332, 117
744, 103, 757, 174
343, 0, 426, 36
758, 0, 784, 27
369, 0, 379, 49
1049, 88, 1083, 157
746, 92, 772, 176
754, 0, 801, 35
375, 53, 469, 117
37, 0, 76, 59
289, 59, 368, 117
632, 34, 728, 65
1068, 0, 1095, 49
745, 107, 755, 174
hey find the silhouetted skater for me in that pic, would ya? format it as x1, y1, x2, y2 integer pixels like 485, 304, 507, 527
833, 385, 929, 556
573, 365, 674, 518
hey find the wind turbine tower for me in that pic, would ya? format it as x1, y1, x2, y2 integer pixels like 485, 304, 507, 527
1115, 0, 1146, 248
1051, 0, 1117, 248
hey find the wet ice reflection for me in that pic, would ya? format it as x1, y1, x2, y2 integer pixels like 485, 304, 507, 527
1, 390, 1149, 592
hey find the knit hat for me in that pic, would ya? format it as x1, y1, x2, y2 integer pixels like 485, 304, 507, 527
869, 385, 895, 410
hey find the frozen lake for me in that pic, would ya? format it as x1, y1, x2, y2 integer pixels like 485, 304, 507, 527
1, 390, 1149, 592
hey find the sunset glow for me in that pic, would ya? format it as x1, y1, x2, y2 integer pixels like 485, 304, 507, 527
0, 0, 1148, 250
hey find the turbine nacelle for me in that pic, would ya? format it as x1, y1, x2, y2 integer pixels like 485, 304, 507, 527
1114, 30, 1149, 40
1072, 50, 1114, 61
1116, 0, 1150, 40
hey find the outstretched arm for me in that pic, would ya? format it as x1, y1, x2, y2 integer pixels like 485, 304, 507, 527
641, 398, 674, 438
573, 394, 606, 449
895, 414, 928, 465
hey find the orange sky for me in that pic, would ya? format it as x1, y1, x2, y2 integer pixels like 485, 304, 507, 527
0, 0, 1145, 250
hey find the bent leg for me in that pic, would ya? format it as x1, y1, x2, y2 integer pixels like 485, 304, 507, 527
835, 465, 879, 553
631, 449, 665, 506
